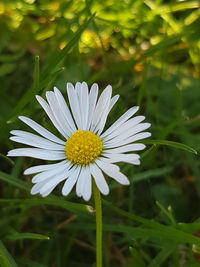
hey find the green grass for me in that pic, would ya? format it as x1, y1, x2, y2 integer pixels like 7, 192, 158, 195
0, 0, 200, 266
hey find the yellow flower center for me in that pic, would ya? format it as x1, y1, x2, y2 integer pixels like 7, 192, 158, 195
65, 130, 103, 165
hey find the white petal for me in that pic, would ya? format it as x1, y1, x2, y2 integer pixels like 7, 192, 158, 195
110, 172, 130, 185
97, 88, 113, 135
32, 162, 70, 183
24, 160, 67, 175
90, 164, 109, 195
109, 95, 119, 112
86, 83, 99, 130
103, 116, 146, 142
104, 132, 151, 148
96, 85, 113, 134
7, 148, 66, 160
62, 166, 81, 196
66, 83, 82, 129
90, 85, 112, 133
31, 175, 56, 196
19, 116, 65, 145
82, 166, 92, 201
54, 87, 77, 132
46, 91, 72, 136
104, 153, 140, 164
96, 159, 120, 172
132, 159, 141, 165
41, 185, 57, 197
31, 181, 46, 195
96, 160, 129, 185
39, 166, 73, 195
75, 82, 82, 92
36, 95, 66, 138
78, 82, 89, 130
10, 131, 64, 151
76, 167, 85, 197
104, 123, 151, 145
103, 144, 146, 154
100, 106, 139, 138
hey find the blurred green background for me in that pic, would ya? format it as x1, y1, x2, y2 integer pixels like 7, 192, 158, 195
0, 0, 200, 266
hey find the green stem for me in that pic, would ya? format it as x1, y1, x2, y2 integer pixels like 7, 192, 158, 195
93, 181, 102, 267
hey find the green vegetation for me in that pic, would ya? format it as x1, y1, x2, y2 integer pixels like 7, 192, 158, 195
0, 0, 200, 266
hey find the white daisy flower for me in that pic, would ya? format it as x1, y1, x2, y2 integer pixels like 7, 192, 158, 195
7, 82, 151, 201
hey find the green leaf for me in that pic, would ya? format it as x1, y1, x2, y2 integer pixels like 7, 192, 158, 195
0, 172, 91, 214
147, 246, 176, 267
0, 154, 14, 166
7, 232, 50, 241
103, 200, 167, 229
17, 258, 46, 267
129, 247, 146, 267
143, 139, 197, 154
103, 200, 200, 246
156, 201, 176, 225
33, 55, 40, 95
0, 198, 91, 214
132, 167, 172, 183
0, 241, 18, 267
106, 224, 200, 246
66, 222, 200, 246
141, 144, 157, 159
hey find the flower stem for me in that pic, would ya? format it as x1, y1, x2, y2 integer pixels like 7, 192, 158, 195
93, 181, 102, 267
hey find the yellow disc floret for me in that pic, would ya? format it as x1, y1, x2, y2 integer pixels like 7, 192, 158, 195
65, 130, 103, 165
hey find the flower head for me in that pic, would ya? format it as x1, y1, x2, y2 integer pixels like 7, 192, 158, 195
8, 82, 151, 201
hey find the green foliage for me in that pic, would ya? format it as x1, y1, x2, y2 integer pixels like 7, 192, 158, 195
0, 0, 200, 266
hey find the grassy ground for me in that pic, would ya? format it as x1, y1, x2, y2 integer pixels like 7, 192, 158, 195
0, 0, 200, 266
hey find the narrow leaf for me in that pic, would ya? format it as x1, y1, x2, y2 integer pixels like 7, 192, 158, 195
143, 139, 197, 154
0, 198, 91, 214
7, 232, 50, 241
0, 241, 17, 267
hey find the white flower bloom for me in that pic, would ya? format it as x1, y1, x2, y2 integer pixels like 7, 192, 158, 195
7, 82, 151, 201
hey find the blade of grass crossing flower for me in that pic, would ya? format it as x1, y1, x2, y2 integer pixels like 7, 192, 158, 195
40, 67, 65, 91
33, 55, 40, 93
7, 55, 40, 124
41, 14, 95, 78
6, 14, 95, 123
0, 241, 17, 267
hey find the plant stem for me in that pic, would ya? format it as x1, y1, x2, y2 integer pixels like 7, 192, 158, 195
93, 181, 102, 267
